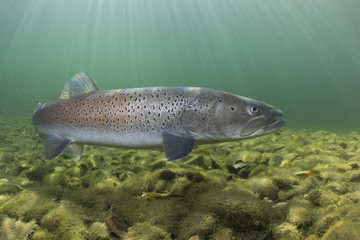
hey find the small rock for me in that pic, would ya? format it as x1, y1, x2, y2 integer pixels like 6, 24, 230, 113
209, 228, 234, 240
306, 189, 322, 206
188, 235, 200, 240
0, 218, 37, 240
210, 158, 221, 169
349, 162, 359, 170
315, 213, 339, 237
158, 169, 177, 181
25, 165, 49, 181
0, 182, 21, 195
337, 141, 347, 149
349, 171, 360, 182
177, 213, 216, 239
89, 222, 110, 238
272, 177, 295, 191
0, 153, 15, 163
150, 160, 166, 170
247, 177, 279, 200
327, 181, 349, 195
124, 222, 171, 240
186, 172, 205, 183
188, 155, 207, 169
288, 206, 313, 228
322, 219, 360, 240
273, 222, 300, 240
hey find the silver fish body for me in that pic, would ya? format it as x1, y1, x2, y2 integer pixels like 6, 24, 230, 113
33, 71, 284, 161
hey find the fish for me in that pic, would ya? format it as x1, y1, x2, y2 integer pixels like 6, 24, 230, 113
105, 217, 127, 239
295, 170, 317, 178
33, 71, 285, 161
139, 191, 183, 199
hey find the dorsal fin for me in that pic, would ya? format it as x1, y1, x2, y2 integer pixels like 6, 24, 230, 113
60, 71, 100, 99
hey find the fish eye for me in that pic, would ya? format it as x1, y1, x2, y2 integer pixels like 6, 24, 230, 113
249, 106, 259, 114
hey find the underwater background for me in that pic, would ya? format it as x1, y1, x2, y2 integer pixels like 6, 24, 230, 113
1, 0, 360, 240
0, 0, 359, 131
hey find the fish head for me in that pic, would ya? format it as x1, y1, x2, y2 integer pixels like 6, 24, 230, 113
207, 93, 285, 140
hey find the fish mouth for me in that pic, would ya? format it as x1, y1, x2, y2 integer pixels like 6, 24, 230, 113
248, 118, 285, 137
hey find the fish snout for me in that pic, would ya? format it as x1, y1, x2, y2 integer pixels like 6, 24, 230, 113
273, 108, 283, 119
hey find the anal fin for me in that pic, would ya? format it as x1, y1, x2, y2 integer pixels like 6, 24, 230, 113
162, 131, 196, 162
44, 135, 72, 160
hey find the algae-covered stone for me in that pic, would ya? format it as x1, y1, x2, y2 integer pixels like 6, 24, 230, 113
0, 190, 56, 222
158, 169, 177, 181
41, 204, 88, 239
24, 165, 49, 181
176, 213, 216, 240
316, 190, 338, 207
272, 177, 295, 191
248, 165, 268, 178
31, 230, 55, 240
236, 150, 262, 165
348, 162, 359, 170
0, 180, 21, 195
120, 174, 146, 195
168, 177, 191, 196
0, 153, 15, 163
199, 189, 273, 230
188, 235, 200, 240
266, 152, 282, 166
81, 169, 108, 189
247, 177, 279, 200
150, 160, 167, 170
349, 171, 360, 182
46, 172, 68, 188
0, 218, 37, 240
237, 229, 271, 240
288, 206, 313, 228
210, 158, 222, 169
305, 189, 322, 207
124, 222, 171, 240
314, 213, 339, 237
226, 159, 247, 174
209, 228, 235, 240
322, 219, 360, 240
0, 190, 38, 217
153, 179, 167, 192
327, 181, 349, 195
186, 171, 206, 183
187, 155, 208, 169
89, 222, 110, 239
272, 222, 301, 240
277, 190, 288, 202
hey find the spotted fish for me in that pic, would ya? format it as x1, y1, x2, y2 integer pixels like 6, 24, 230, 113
33, 71, 284, 161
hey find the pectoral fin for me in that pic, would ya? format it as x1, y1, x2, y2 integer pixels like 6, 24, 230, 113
162, 131, 196, 161
44, 135, 72, 160
65, 143, 84, 160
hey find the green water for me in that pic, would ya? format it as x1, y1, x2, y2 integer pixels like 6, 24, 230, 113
0, 0, 359, 131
